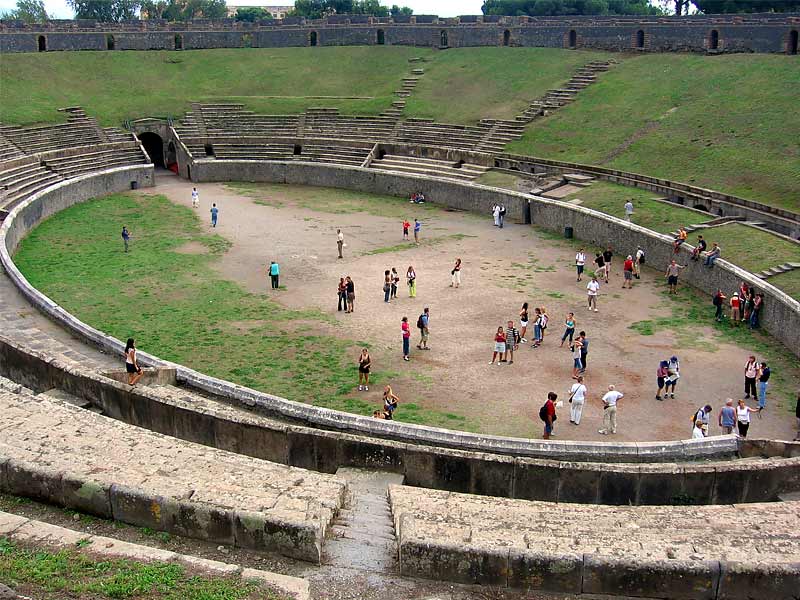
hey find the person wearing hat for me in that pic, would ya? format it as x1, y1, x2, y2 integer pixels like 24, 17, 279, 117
730, 291, 741, 325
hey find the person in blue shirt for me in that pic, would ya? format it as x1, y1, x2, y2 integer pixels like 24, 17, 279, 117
210, 203, 219, 228
269, 261, 280, 289
413, 218, 421, 244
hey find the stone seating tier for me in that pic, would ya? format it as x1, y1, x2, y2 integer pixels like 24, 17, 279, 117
43, 147, 149, 178
370, 154, 488, 181
0, 160, 63, 215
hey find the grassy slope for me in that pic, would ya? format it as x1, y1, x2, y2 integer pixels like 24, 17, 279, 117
0, 46, 430, 126
13, 192, 475, 430
404, 48, 611, 125
509, 53, 800, 212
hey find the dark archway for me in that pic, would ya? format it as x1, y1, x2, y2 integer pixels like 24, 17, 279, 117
106, 34, 115, 50
309, 31, 318, 46
789, 30, 798, 55
503, 29, 510, 46
137, 132, 164, 168
636, 30, 645, 49
693, 204, 709, 213
37, 35, 46, 52
709, 29, 719, 50
440, 30, 448, 47
568, 30, 577, 49
166, 141, 177, 167
377, 29, 385, 45
174, 34, 183, 50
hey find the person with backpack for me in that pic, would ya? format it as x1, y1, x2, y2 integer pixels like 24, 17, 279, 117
664, 356, 680, 399
540, 391, 558, 439
693, 404, 713, 437
504, 320, 519, 364
712, 288, 726, 322
417, 308, 430, 351
568, 376, 587, 425
571, 336, 584, 378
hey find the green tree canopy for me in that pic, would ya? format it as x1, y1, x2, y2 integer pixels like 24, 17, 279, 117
234, 6, 274, 21
1, 0, 49, 22
290, 0, 413, 18
692, 0, 800, 12
67, 0, 140, 21
140, 0, 226, 20
481, 0, 663, 15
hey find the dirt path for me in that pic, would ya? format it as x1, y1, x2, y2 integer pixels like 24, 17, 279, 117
146, 172, 798, 443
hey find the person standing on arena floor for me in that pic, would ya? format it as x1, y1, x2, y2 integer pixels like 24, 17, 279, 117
413, 219, 421, 244
602, 246, 613, 279
744, 355, 758, 399
390, 267, 399, 300
587, 276, 600, 312
490, 326, 506, 365
694, 404, 713, 437
712, 288, 727, 322
593, 252, 606, 280
401, 316, 411, 361
492, 204, 500, 227
383, 270, 392, 303
664, 355, 680, 399
542, 391, 557, 439
568, 375, 587, 425
210, 203, 218, 227
692, 419, 705, 439
624, 199, 634, 222
337, 277, 347, 311
571, 336, 584, 378
599, 384, 623, 435
519, 303, 529, 343
345, 276, 355, 313
191, 187, 199, 208
357, 348, 371, 391
498, 205, 506, 228
560, 312, 576, 347
402, 218, 410, 241
406, 265, 416, 298
665, 259, 685, 295
337, 229, 345, 259
539, 307, 549, 343
655, 359, 669, 401
634, 246, 645, 279
729, 292, 741, 325
450, 258, 461, 288
417, 307, 430, 351
718, 399, 736, 435
531, 308, 544, 348
743, 289, 754, 324
575, 248, 586, 282
757, 361, 770, 410
121, 226, 131, 253
504, 320, 519, 364
736, 398, 760, 437
579, 331, 589, 372
622, 255, 635, 289
269, 261, 280, 289
750, 293, 763, 329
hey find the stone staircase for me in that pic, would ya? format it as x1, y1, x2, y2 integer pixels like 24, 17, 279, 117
756, 262, 800, 280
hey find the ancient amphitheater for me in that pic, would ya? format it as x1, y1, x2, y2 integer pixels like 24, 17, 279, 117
1, 12, 799, 600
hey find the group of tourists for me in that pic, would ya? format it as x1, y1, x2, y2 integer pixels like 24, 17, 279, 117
712, 281, 765, 328
694, 397, 761, 439
382, 266, 417, 303
540, 381, 623, 439
401, 218, 422, 244
491, 204, 507, 228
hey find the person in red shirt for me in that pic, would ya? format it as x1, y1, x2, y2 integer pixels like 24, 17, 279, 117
730, 292, 741, 325
490, 326, 506, 365
401, 316, 411, 361
542, 391, 558, 439
622, 254, 635, 289
402, 219, 410, 241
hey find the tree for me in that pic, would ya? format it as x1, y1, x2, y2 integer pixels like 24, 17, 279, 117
235, 7, 274, 21
2, 0, 49, 22
692, 0, 800, 12
67, 0, 141, 21
290, 0, 412, 17
481, 0, 662, 15
140, 0, 227, 20
390, 4, 413, 16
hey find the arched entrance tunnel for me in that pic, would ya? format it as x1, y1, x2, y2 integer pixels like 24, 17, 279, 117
137, 132, 165, 168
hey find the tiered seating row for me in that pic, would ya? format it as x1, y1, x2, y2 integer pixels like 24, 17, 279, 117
0, 158, 63, 217
202, 142, 368, 166
370, 154, 488, 181
42, 145, 149, 178
0, 108, 106, 155
0, 134, 24, 162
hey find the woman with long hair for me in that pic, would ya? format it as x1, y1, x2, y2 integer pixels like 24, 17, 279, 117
358, 348, 371, 391
490, 326, 506, 365
519, 302, 529, 343
124, 338, 144, 386
383, 385, 399, 419
406, 265, 417, 298
450, 258, 462, 288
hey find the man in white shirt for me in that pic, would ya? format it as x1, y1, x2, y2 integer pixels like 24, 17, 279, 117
191, 187, 199, 208
587, 276, 600, 312
492, 204, 500, 227
599, 384, 623, 434
337, 229, 344, 259
624, 200, 634, 221
575, 248, 586, 282
569, 375, 587, 425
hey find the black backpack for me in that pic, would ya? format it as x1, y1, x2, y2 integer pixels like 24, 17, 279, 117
539, 402, 556, 422
416, 314, 425, 329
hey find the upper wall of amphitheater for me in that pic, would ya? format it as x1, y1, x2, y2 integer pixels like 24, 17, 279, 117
2, 13, 799, 54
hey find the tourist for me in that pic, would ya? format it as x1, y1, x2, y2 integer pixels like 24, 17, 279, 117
599, 384, 623, 435
492, 204, 500, 226
744, 355, 758, 399
587, 276, 600, 312
712, 288, 727, 322
665, 355, 680, 399
568, 375, 587, 425
664, 259, 685, 295
655, 359, 669, 401
417, 308, 430, 351
490, 326, 506, 365
358, 348, 371, 391
413, 218, 421, 244
519, 302, 529, 343
736, 398, 760, 438
622, 254, 634, 289
450, 258, 462, 288
391, 267, 399, 299
406, 265, 416, 298
498, 205, 506, 228
345, 276, 355, 313
739, 281, 750, 306
634, 246, 645, 279
602, 246, 613, 278
757, 361, 770, 410
692, 419, 705, 439
560, 312, 576, 347
121, 226, 130, 253
694, 404, 713, 437
532, 307, 543, 348
690, 234, 707, 261
401, 316, 411, 361
673, 227, 687, 253
729, 292, 741, 325
539, 307, 548, 342
593, 252, 606, 281
575, 248, 586, 282
505, 320, 519, 364
337, 277, 347, 311
571, 336, 584, 378
718, 399, 736, 435
124, 338, 144, 386
624, 199, 634, 222
269, 260, 280, 289
210, 203, 218, 227
372, 410, 387, 420
402, 218, 410, 240
191, 186, 199, 208
383, 385, 399, 418
541, 392, 557, 439
337, 228, 344, 259
383, 270, 392, 303
750, 293, 763, 329
579, 331, 589, 372
703, 242, 721, 268
743, 289, 755, 324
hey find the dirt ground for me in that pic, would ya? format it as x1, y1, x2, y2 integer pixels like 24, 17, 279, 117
143, 172, 798, 443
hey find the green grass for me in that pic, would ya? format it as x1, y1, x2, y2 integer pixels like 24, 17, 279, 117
13, 192, 476, 431
0, 46, 431, 126
475, 170, 526, 192
566, 181, 710, 234
510, 53, 800, 212
404, 48, 611, 125
767, 269, 800, 300
0, 537, 280, 599
698, 223, 800, 276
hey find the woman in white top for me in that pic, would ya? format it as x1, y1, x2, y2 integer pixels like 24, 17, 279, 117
736, 398, 760, 437
124, 338, 144, 386
568, 376, 587, 425
692, 419, 705, 439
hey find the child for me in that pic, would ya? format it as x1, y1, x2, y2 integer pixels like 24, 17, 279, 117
402, 219, 410, 240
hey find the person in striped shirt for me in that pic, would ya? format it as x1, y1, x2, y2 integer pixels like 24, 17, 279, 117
504, 320, 520, 365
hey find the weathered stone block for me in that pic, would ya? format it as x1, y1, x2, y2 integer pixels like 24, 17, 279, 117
399, 538, 508, 585
2, 458, 62, 503
557, 464, 599, 504
232, 509, 320, 563
160, 497, 234, 545
597, 465, 639, 505
512, 458, 559, 502
718, 560, 800, 600
109, 484, 166, 529
59, 475, 112, 518
507, 549, 582, 593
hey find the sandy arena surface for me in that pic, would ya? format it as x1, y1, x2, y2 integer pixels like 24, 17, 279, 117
142, 172, 798, 443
